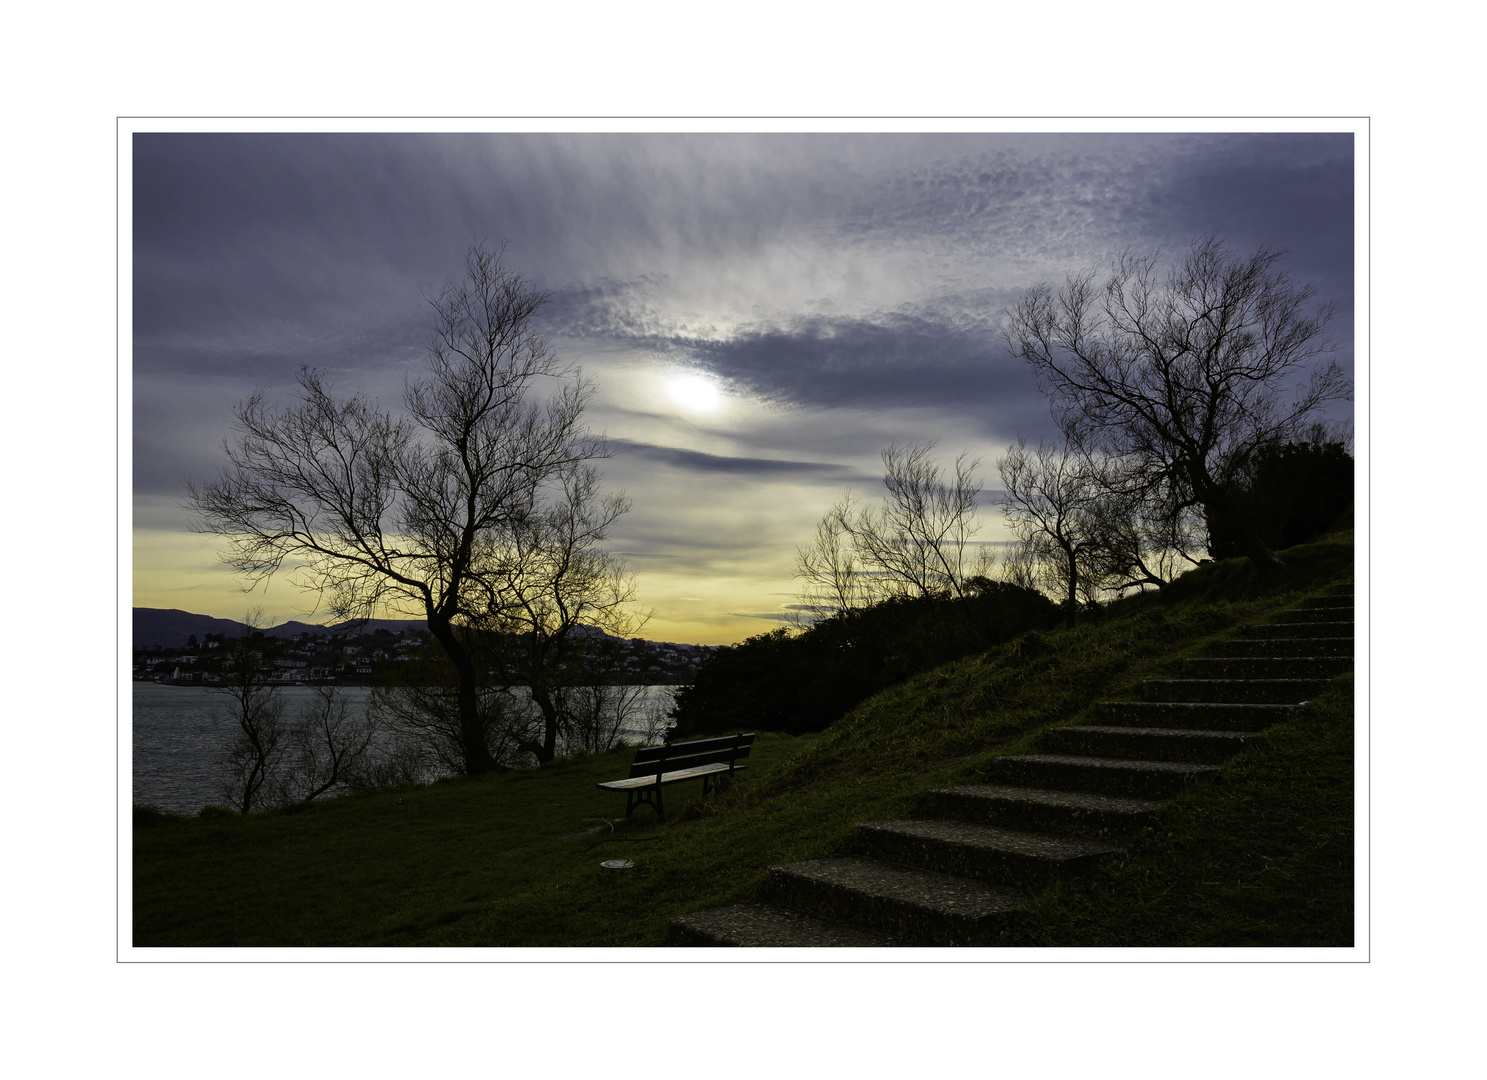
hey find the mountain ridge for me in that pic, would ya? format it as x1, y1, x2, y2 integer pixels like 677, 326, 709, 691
133, 608, 427, 650
132, 607, 720, 653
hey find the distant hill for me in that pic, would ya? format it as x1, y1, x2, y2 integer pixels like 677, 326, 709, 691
131, 608, 720, 654
133, 608, 426, 650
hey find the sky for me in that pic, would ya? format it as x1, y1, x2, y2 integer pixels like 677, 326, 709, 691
131, 128, 1357, 646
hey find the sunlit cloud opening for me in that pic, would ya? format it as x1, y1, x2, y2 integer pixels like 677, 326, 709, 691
669, 372, 723, 413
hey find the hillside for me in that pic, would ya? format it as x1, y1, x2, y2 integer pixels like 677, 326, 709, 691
133, 530, 1356, 948
132, 608, 425, 650
132, 607, 717, 656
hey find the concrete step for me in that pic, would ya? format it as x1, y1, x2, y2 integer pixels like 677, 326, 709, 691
1142, 677, 1333, 704
1180, 655, 1353, 680
1271, 607, 1352, 623
1202, 637, 1353, 658
855, 819, 1118, 889
1238, 621, 1352, 640
983, 752, 1221, 799
666, 901, 903, 947
919, 783, 1165, 839
1295, 594, 1354, 608
1039, 724, 1260, 765
1094, 700, 1299, 731
766, 857, 1029, 946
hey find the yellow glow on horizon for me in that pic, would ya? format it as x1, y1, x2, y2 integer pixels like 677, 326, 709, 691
133, 526, 794, 647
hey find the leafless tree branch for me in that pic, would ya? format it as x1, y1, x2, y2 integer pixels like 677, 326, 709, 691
1006, 234, 1349, 570
186, 243, 613, 775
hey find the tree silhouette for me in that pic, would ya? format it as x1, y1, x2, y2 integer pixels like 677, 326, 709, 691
188, 243, 608, 775
1006, 235, 1349, 570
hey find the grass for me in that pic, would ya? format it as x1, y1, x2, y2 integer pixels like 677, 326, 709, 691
133, 734, 843, 947
133, 530, 1356, 948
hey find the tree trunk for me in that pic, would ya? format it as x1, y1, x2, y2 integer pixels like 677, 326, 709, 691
426, 615, 500, 776
1203, 487, 1284, 574
1063, 542, 1079, 630
528, 683, 560, 764
1235, 523, 1284, 573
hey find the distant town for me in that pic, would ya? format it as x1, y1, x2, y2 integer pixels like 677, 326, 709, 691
133, 623, 728, 687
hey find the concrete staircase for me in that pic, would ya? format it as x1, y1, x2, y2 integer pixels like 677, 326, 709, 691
666, 584, 1354, 947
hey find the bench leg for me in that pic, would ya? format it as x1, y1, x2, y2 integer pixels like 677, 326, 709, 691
627, 786, 663, 819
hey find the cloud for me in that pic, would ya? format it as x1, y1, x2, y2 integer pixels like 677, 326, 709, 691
608, 437, 855, 479
566, 299, 1061, 445
684, 309, 1007, 409
134, 131, 1353, 404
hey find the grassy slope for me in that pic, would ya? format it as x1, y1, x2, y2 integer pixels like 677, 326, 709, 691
133, 532, 1356, 948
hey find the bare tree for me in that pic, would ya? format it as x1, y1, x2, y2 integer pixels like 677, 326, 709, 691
998, 534, 1043, 595
795, 442, 994, 620
1080, 454, 1205, 594
210, 612, 288, 814
997, 436, 1208, 622
1006, 234, 1349, 570
274, 686, 377, 805
996, 437, 1102, 628
187, 243, 604, 775
371, 638, 534, 777
474, 461, 652, 763
863, 442, 989, 601
553, 681, 662, 756
794, 491, 878, 619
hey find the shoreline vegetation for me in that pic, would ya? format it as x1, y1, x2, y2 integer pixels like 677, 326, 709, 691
133, 530, 1355, 948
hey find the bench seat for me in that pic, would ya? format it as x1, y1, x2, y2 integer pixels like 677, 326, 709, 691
598, 733, 755, 818
597, 761, 748, 791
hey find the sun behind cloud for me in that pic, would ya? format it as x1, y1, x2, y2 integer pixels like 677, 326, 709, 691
668, 372, 722, 413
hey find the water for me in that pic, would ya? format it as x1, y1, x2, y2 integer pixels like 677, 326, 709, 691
132, 683, 676, 815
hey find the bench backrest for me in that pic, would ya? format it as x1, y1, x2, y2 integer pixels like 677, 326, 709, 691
627, 733, 756, 779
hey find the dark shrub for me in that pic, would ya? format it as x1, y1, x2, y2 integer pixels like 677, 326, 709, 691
671, 581, 1058, 737
1209, 441, 1353, 558
133, 804, 177, 829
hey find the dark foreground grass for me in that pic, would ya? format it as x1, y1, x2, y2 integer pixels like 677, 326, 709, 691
134, 532, 1356, 948
134, 733, 841, 947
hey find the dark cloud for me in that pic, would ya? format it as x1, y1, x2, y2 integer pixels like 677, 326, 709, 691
727, 611, 797, 625
543, 277, 674, 343
608, 438, 857, 479
834, 141, 1151, 266
584, 305, 1063, 444
543, 132, 1351, 439
810, 132, 1354, 374
1137, 133, 1355, 346
829, 132, 1352, 269
1138, 135, 1353, 257
134, 131, 1353, 383
686, 310, 1005, 408
134, 136, 445, 353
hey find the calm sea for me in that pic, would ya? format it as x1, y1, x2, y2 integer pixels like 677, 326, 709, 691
132, 683, 674, 814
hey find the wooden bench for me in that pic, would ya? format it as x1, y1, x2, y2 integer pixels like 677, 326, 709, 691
598, 733, 755, 819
